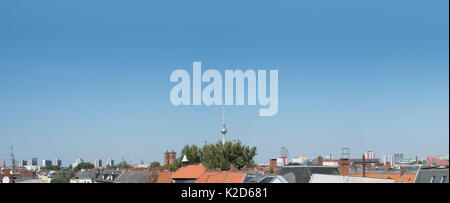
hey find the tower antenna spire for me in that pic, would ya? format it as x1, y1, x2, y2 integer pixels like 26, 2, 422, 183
9, 145, 16, 175
221, 103, 227, 145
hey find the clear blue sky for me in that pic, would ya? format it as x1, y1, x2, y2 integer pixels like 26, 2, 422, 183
0, 0, 448, 166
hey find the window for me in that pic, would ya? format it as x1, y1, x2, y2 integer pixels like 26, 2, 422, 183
441, 176, 447, 183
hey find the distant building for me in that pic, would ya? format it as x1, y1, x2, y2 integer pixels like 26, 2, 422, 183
53, 159, 62, 167
164, 151, 177, 165
25, 158, 39, 171
28, 158, 38, 166
394, 153, 404, 162
425, 156, 449, 167
94, 159, 102, 168
73, 159, 84, 168
106, 159, 114, 167
16, 160, 27, 168
365, 151, 375, 159
289, 156, 309, 165
42, 160, 52, 167
383, 155, 394, 165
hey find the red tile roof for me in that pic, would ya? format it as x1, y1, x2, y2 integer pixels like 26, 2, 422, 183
172, 165, 207, 179
156, 171, 174, 183
195, 172, 246, 183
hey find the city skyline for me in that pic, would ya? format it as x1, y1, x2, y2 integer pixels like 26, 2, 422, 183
2, 146, 448, 168
1, 1, 449, 164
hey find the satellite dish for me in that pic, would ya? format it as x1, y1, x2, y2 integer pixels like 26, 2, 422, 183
2, 176, 10, 183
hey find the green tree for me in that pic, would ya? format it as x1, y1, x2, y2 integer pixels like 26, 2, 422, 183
51, 168, 74, 183
174, 141, 257, 171
161, 163, 179, 171
179, 145, 202, 165
150, 161, 161, 168
41, 165, 61, 171
73, 162, 95, 171
107, 160, 132, 169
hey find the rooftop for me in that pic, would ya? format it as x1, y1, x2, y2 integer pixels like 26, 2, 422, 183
172, 165, 207, 179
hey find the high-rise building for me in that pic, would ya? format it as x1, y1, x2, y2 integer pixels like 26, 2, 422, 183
53, 159, 62, 167
73, 159, 84, 168
28, 158, 38, 166
94, 158, 102, 168
394, 153, 404, 162
106, 159, 114, 167
383, 155, 394, 165
365, 151, 375, 159
42, 160, 52, 167
16, 160, 27, 167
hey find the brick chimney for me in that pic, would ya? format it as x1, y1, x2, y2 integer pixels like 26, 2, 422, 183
169, 151, 177, 165
362, 155, 366, 177
339, 158, 349, 176
230, 163, 237, 172
269, 159, 277, 173
317, 156, 323, 166
163, 151, 170, 166
385, 162, 391, 171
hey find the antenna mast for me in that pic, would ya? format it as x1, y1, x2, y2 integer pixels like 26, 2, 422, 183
9, 145, 16, 175
220, 103, 227, 145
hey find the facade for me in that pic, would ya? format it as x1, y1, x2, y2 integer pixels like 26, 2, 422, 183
94, 159, 102, 168
42, 160, 52, 167
28, 158, 38, 166
425, 156, 449, 167
164, 151, 177, 165
394, 153, 404, 162
106, 159, 114, 167
323, 161, 339, 167
52, 159, 62, 167
365, 151, 375, 160
382, 155, 394, 165
25, 158, 39, 171
16, 160, 27, 168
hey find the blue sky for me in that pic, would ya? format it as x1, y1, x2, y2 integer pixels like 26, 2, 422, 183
0, 0, 448, 165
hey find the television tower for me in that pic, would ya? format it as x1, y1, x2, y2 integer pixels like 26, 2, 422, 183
9, 145, 16, 175
221, 103, 227, 145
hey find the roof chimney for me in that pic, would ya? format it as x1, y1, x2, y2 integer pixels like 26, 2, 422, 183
362, 155, 366, 177
230, 163, 237, 172
317, 156, 323, 166
269, 159, 277, 173
385, 162, 391, 171
339, 158, 349, 176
